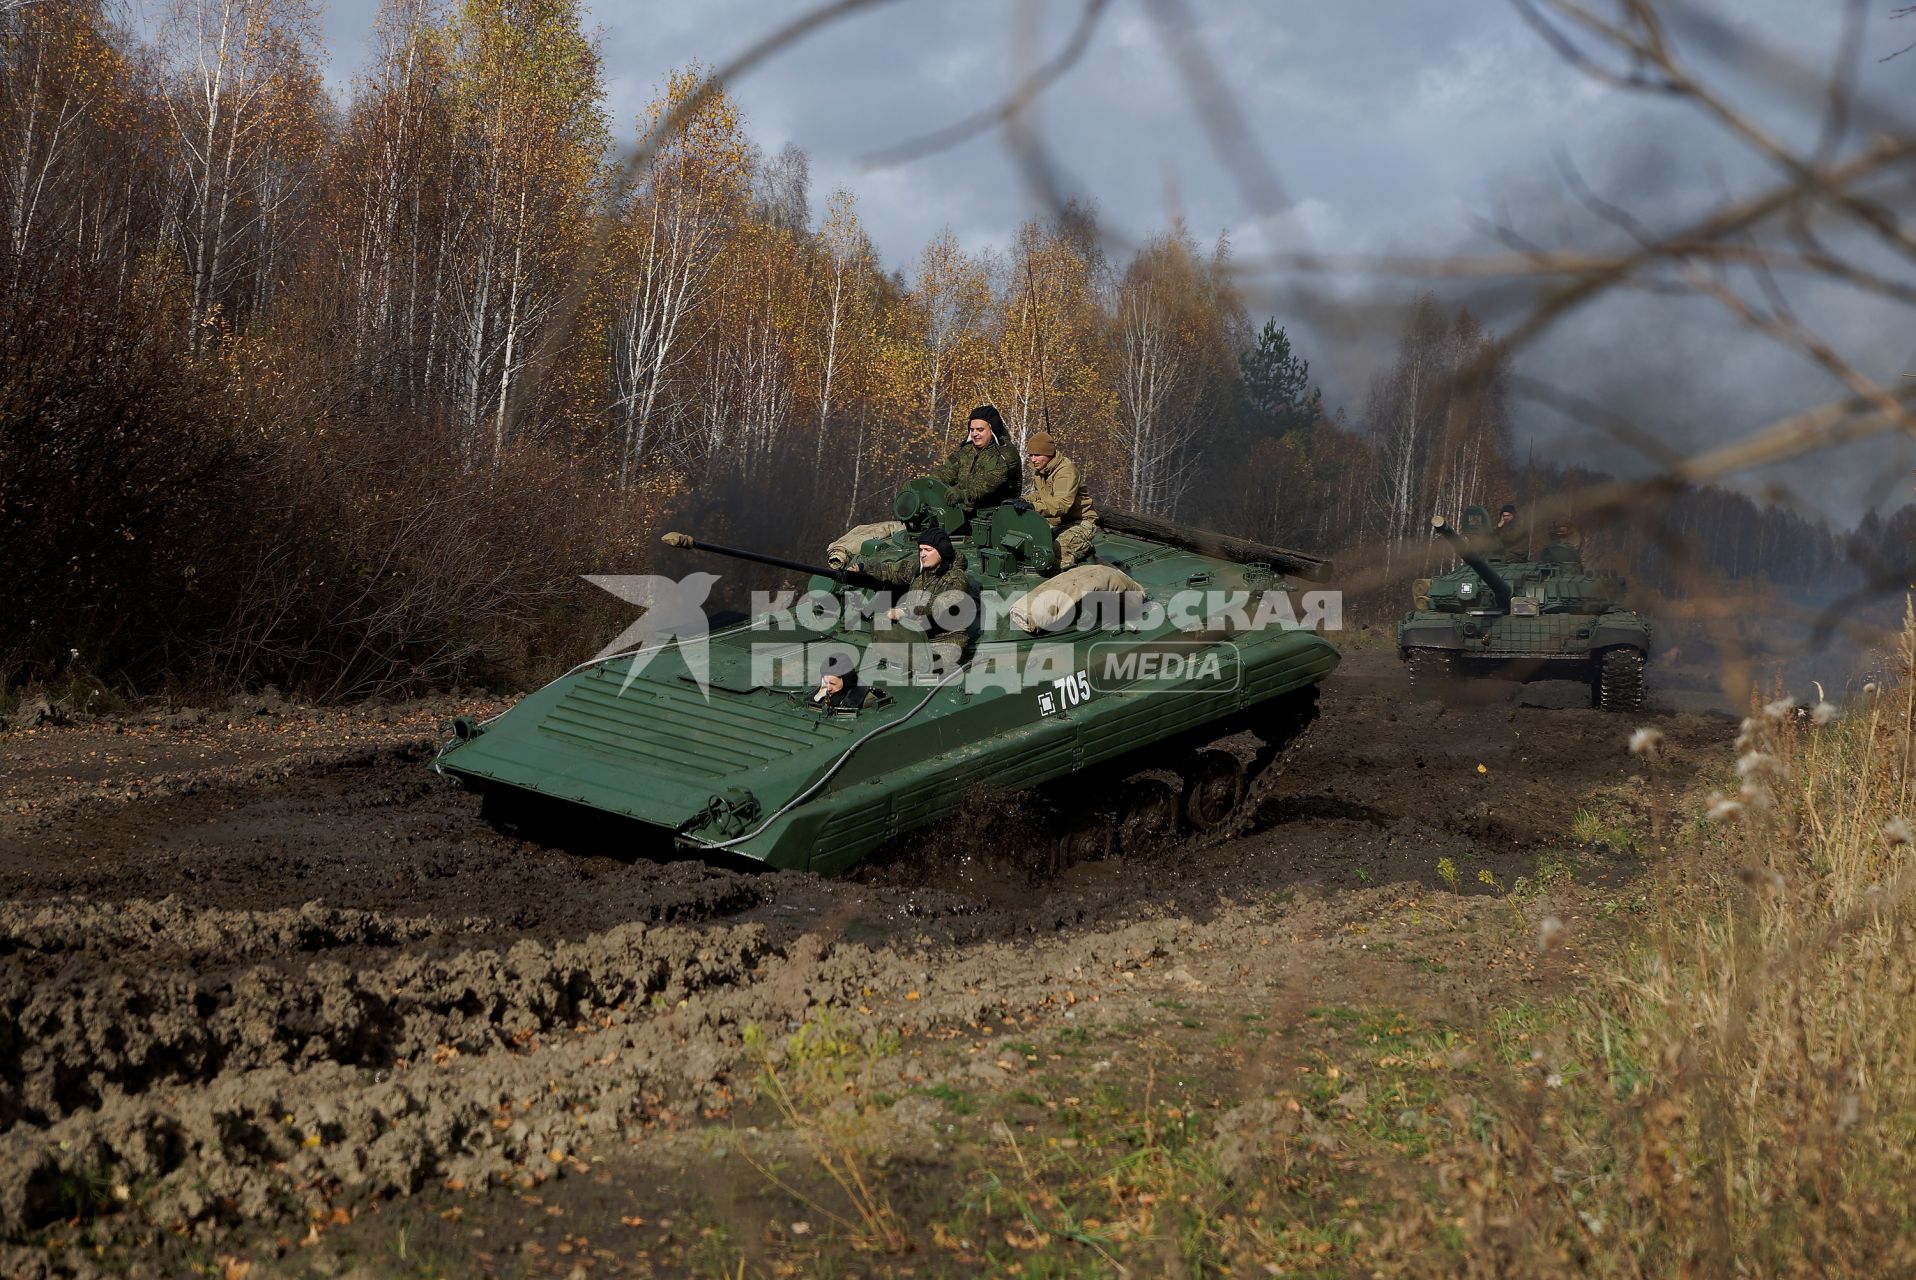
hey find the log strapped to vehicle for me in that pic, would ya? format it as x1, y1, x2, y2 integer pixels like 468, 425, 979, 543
1099, 509, 1333, 582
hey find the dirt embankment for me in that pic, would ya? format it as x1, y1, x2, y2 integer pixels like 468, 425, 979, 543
0, 649, 1740, 1276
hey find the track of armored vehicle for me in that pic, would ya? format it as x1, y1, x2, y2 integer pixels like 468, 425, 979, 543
434, 482, 1342, 874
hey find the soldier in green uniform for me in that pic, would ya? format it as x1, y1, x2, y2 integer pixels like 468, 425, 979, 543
824, 405, 1017, 568
1023, 430, 1099, 569
861, 527, 974, 669
1490, 503, 1527, 560
930, 405, 1021, 515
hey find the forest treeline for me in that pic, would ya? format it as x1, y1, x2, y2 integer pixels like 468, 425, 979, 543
0, 0, 1874, 698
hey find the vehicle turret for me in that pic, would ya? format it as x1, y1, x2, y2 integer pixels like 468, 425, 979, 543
1429, 514, 1514, 611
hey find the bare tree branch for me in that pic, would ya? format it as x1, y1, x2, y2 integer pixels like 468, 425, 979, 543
1139, 0, 1301, 263
858, 0, 1112, 168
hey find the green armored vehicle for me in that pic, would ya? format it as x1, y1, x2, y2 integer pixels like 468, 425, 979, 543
1397, 507, 1650, 712
434, 482, 1341, 874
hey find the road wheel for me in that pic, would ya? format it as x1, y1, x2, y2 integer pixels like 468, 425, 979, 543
1597, 648, 1646, 713
1117, 779, 1180, 854
1050, 812, 1114, 870
1181, 750, 1246, 833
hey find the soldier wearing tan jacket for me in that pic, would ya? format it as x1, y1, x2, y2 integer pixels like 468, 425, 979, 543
1024, 431, 1099, 569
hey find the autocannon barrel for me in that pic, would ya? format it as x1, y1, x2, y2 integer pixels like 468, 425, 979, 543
1430, 515, 1513, 611
1098, 509, 1333, 581
661, 532, 893, 592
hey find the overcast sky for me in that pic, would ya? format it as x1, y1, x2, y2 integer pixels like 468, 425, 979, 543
280, 1, 1916, 523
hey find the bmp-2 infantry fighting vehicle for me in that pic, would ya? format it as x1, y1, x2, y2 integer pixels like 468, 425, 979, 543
1397, 507, 1651, 712
434, 482, 1341, 874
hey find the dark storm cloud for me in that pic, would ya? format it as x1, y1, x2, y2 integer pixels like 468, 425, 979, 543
301, 0, 1916, 523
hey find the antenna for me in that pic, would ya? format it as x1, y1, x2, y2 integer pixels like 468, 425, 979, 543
1024, 240, 1051, 447
1525, 437, 1534, 555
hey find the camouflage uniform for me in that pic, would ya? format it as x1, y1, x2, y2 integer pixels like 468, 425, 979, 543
1028, 452, 1099, 569
931, 438, 1021, 513
1491, 520, 1528, 561
869, 556, 974, 661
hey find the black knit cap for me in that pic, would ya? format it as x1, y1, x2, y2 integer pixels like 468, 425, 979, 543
1500, 503, 1517, 516
967, 404, 1006, 440
916, 527, 956, 568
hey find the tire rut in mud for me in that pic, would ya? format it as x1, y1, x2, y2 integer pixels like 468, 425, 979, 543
0, 650, 1736, 1260
0, 902, 777, 1130
0, 902, 784, 1236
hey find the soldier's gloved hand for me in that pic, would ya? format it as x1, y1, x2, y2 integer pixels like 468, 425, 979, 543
942, 485, 963, 505
1010, 499, 1033, 515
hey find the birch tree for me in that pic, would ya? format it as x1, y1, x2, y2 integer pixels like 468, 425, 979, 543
809, 186, 875, 470
1365, 294, 1511, 570
329, 0, 452, 399
1113, 227, 1240, 515
906, 227, 992, 457
157, 0, 322, 350
605, 68, 747, 485
1, 0, 127, 274
443, 0, 604, 460
696, 214, 803, 483
844, 316, 924, 520
1424, 309, 1511, 528
992, 217, 1114, 459
753, 140, 807, 232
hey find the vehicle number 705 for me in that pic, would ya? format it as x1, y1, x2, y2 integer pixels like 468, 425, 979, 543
1035, 670, 1092, 717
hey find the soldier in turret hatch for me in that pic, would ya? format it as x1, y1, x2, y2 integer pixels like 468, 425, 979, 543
1547, 517, 1582, 551
810, 649, 882, 712
824, 405, 1020, 569
1023, 430, 1099, 569
1490, 503, 1528, 560
930, 405, 1021, 516
859, 527, 974, 668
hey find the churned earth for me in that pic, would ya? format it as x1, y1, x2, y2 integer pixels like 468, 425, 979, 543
0, 645, 1749, 1277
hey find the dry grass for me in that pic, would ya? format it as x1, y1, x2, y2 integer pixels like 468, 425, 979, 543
1408, 601, 1916, 1277
740, 1013, 912, 1254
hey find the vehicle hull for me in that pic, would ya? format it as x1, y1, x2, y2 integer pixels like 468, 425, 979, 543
439, 532, 1341, 874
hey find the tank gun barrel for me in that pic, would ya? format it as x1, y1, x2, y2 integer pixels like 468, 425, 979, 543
1099, 509, 1333, 581
662, 532, 892, 592
1430, 515, 1513, 611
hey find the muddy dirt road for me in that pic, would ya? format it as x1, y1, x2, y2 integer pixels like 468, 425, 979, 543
0, 649, 1744, 1276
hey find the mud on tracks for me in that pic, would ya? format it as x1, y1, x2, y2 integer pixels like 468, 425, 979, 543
0, 650, 1736, 1270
